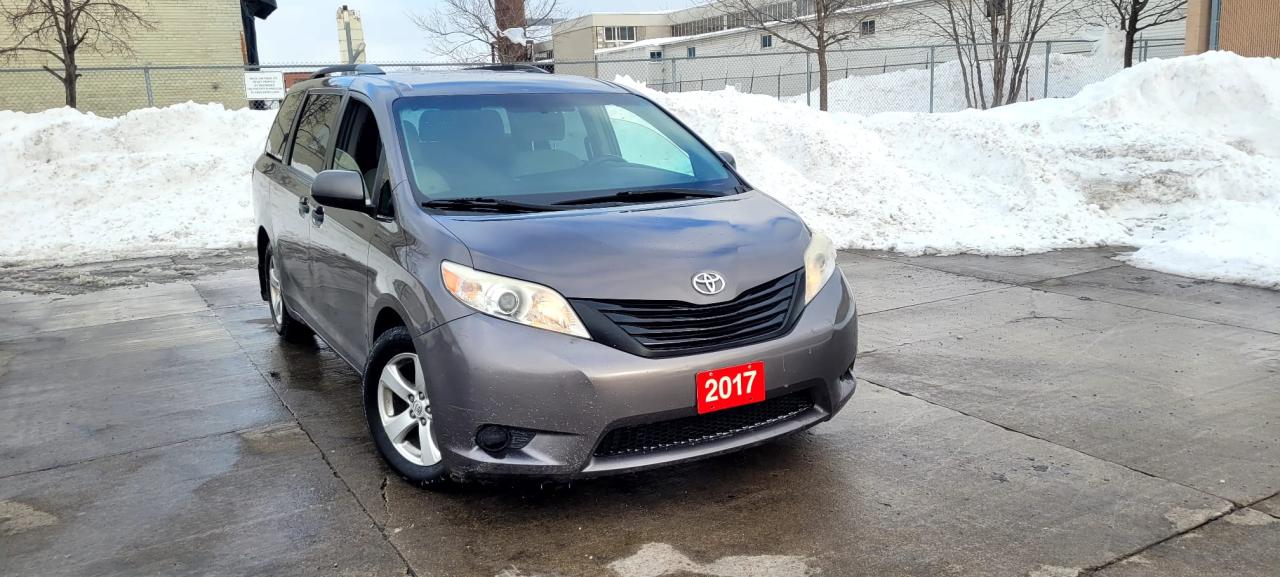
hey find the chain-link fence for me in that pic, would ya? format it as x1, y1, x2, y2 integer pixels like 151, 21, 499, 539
0, 36, 1183, 117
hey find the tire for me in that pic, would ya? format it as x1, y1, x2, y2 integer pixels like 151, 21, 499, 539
264, 244, 313, 342
363, 327, 450, 487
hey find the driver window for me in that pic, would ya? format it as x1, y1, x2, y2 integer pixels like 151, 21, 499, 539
604, 104, 694, 176
333, 99, 387, 208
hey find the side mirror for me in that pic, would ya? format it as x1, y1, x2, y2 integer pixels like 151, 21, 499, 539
718, 151, 737, 169
311, 170, 367, 211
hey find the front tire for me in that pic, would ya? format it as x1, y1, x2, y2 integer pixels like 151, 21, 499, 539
264, 245, 313, 341
363, 327, 449, 487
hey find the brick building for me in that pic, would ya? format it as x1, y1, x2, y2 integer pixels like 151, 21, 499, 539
1185, 0, 1280, 57
0, 0, 276, 114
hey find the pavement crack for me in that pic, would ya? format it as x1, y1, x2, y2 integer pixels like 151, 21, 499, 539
380, 474, 392, 522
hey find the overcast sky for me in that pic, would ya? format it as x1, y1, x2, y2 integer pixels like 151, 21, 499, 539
256, 0, 701, 63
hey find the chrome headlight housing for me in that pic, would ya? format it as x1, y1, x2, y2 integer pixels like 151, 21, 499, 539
441, 261, 590, 339
803, 232, 837, 304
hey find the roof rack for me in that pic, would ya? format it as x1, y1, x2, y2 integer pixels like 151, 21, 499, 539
309, 64, 385, 80
465, 64, 550, 74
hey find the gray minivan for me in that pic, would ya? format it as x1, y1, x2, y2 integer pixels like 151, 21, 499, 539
253, 64, 858, 486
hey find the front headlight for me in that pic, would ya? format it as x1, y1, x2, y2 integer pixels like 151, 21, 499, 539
803, 232, 837, 304
441, 261, 590, 339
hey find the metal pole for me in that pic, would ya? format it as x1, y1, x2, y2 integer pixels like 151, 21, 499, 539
927, 46, 935, 113
1209, 0, 1223, 50
672, 57, 679, 92
1042, 41, 1051, 100
805, 53, 812, 107
143, 66, 154, 107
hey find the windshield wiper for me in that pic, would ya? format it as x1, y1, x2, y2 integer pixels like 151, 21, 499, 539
421, 197, 562, 213
553, 188, 725, 206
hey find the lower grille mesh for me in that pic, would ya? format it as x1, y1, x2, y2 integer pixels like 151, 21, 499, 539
593, 391, 815, 458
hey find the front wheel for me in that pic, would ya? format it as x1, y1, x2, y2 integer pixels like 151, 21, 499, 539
363, 327, 449, 487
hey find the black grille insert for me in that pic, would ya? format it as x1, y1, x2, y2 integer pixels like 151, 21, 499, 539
593, 390, 815, 458
573, 270, 804, 358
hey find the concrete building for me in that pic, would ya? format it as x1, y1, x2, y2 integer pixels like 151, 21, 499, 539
552, 0, 1188, 97
1185, 0, 1280, 57
0, 0, 275, 114
337, 5, 368, 64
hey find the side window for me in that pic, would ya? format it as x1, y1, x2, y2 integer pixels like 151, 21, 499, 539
265, 92, 304, 159
289, 93, 342, 178
604, 104, 694, 176
333, 98, 387, 206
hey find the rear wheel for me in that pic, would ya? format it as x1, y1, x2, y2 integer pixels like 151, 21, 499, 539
363, 327, 449, 487
264, 245, 313, 341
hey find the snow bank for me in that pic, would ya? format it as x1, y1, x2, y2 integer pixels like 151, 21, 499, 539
622, 51, 1280, 289
0, 103, 274, 262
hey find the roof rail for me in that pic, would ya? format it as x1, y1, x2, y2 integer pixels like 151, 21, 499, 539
309, 64, 385, 80
465, 64, 550, 74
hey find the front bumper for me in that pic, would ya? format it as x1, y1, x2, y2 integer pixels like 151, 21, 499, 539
415, 272, 859, 480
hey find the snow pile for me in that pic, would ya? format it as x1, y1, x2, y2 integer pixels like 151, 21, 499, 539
621, 51, 1280, 288
0, 103, 274, 262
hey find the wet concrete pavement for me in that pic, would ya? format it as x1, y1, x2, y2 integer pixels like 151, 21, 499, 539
1, 248, 1277, 577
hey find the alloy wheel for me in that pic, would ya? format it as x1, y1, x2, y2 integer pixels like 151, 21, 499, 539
377, 352, 442, 466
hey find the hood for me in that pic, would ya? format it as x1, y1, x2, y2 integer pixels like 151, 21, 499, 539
433, 191, 809, 303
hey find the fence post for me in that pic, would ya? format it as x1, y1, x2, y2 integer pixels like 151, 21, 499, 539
671, 57, 679, 92
143, 66, 155, 108
1042, 41, 1051, 100
927, 46, 935, 113
805, 53, 812, 107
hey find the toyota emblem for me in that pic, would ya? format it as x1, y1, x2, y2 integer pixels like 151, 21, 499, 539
692, 271, 726, 295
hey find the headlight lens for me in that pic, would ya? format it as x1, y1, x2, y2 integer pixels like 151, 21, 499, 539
441, 261, 590, 339
803, 232, 837, 304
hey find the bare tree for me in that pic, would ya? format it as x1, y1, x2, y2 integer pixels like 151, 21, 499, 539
915, 0, 1081, 109
410, 0, 560, 63
1081, 0, 1186, 67
1, 0, 154, 108
714, 0, 889, 111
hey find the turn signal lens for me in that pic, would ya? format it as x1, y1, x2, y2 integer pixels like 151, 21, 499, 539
803, 232, 837, 304
441, 261, 590, 339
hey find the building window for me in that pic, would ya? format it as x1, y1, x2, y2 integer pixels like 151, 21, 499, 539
603, 26, 636, 42
649, 50, 663, 60
686, 46, 696, 58
861, 20, 876, 35
761, 34, 773, 48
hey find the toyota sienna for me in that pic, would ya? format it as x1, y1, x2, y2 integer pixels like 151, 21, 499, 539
253, 64, 858, 486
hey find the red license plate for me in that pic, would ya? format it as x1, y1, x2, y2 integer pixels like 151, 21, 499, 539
696, 361, 765, 414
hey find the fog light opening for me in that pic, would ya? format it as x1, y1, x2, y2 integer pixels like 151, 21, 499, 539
476, 425, 511, 453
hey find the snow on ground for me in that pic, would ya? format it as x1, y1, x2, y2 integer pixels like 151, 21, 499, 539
625, 51, 1280, 289
0, 103, 273, 263
0, 52, 1276, 289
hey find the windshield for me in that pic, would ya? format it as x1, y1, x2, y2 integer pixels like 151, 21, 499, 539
393, 92, 740, 207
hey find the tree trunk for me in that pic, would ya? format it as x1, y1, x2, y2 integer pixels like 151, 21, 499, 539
817, 49, 830, 112
1124, 5, 1141, 68
1123, 31, 1136, 67
494, 0, 528, 63
63, 56, 77, 108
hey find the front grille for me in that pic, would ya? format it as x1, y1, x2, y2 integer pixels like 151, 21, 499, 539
593, 390, 815, 458
573, 270, 804, 358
